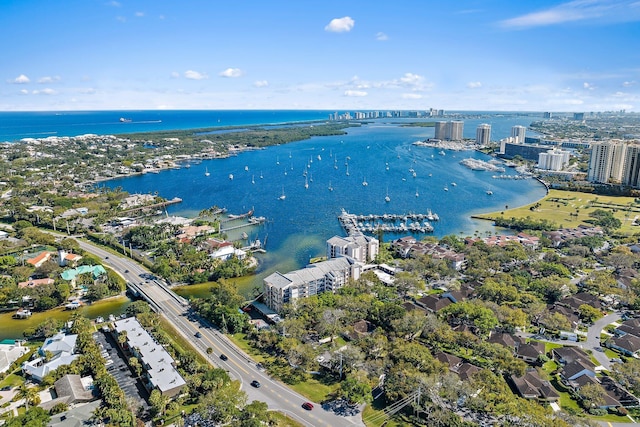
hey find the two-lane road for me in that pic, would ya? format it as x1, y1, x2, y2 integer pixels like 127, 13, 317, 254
74, 238, 364, 427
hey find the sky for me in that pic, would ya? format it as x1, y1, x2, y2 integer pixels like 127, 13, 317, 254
1, 0, 640, 112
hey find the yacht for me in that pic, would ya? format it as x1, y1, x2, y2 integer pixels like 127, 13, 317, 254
385, 188, 391, 203
444, 186, 449, 191
279, 187, 286, 200
228, 173, 234, 180
451, 182, 457, 187
244, 165, 249, 171
204, 167, 210, 177
362, 177, 368, 186
486, 190, 493, 195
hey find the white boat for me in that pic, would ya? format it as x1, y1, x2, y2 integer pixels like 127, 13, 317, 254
439, 150, 446, 156
228, 173, 234, 180
362, 177, 368, 186
244, 165, 249, 171
451, 182, 457, 187
415, 189, 419, 197
279, 187, 286, 200
385, 188, 391, 203
328, 181, 333, 191
205, 167, 210, 177
260, 172, 263, 179
276, 156, 280, 165
486, 190, 493, 195
309, 172, 313, 182
119, 117, 132, 122
334, 158, 338, 170
346, 164, 350, 176
317, 155, 321, 161
252, 175, 255, 184
304, 176, 309, 189
444, 186, 449, 191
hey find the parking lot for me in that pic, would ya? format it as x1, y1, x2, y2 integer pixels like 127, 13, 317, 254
93, 330, 150, 414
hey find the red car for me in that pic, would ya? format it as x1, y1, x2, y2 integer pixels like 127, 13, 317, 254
302, 402, 314, 410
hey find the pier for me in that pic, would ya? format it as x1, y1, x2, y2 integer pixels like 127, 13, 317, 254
339, 209, 437, 236
220, 216, 266, 233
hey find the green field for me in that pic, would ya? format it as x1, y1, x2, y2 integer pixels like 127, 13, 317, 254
474, 189, 640, 235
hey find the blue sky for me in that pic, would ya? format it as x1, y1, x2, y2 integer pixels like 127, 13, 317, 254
1, 0, 639, 112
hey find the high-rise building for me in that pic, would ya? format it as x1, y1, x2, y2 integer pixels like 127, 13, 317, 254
623, 144, 640, 188
434, 121, 447, 140
587, 140, 626, 184
511, 125, 527, 144
476, 124, 491, 145
449, 121, 464, 141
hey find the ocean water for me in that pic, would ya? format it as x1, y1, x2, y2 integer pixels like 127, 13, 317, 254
101, 115, 547, 290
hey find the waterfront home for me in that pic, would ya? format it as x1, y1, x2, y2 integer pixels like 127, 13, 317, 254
40, 374, 96, 411
0, 340, 29, 374
60, 265, 107, 285
113, 317, 186, 398
263, 256, 361, 312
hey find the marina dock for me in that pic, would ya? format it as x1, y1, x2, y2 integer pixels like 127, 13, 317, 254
339, 209, 438, 236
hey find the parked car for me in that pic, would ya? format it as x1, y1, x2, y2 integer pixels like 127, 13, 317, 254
302, 402, 314, 410
220, 354, 228, 361
250, 380, 261, 388
195, 332, 202, 338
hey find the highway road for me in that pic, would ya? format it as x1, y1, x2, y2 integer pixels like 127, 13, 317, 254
74, 238, 364, 427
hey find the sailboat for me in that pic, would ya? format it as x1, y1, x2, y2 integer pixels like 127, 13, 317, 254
276, 156, 280, 165
279, 186, 286, 200
252, 175, 255, 184
304, 176, 309, 189
362, 177, 368, 186
415, 188, 419, 197
385, 188, 391, 203
334, 158, 338, 170
346, 164, 350, 176
204, 167, 210, 177
328, 181, 333, 191
260, 172, 264, 179
309, 172, 313, 182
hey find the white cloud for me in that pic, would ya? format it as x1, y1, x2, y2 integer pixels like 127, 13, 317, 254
254, 80, 269, 87
19, 89, 28, 95
399, 73, 423, 86
558, 98, 584, 105
135, 11, 145, 17
376, 32, 388, 41
467, 81, 482, 89
499, 0, 640, 29
623, 81, 637, 87
325, 16, 355, 33
37, 76, 60, 84
170, 72, 180, 79
583, 82, 595, 90
344, 90, 367, 97
33, 88, 57, 95
219, 68, 243, 78
402, 93, 423, 99
184, 70, 208, 80
12, 74, 30, 84
106, 1, 121, 7
116, 16, 126, 23
79, 88, 96, 94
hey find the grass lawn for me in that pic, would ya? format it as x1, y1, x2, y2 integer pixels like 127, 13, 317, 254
550, 376, 582, 412
542, 341, 564, 353
229, 333, 271, 363
0, 373, 26, 389
288, 374, 340, 403
590, 413, 633, 423
362, 402, 405, 427
158, 317, 208, 365
540, 360, 558, 379
604, 348, 619, 359
473, 189, 640, 235
270, 411, 306, 427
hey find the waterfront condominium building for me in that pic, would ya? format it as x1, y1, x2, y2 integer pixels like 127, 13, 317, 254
326, 233, 379, 263
434, 121, 448, 140
587, 140, 626, 184
538, 148, 571, 171
511, 125, 527, 144
476, 124, 491, 145
449, 121, 464, 141
263, 256, 362, 312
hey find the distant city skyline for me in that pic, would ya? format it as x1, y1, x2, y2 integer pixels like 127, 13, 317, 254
2, 0, 640, 112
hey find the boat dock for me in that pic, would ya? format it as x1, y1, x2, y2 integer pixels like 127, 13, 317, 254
220, 216, 266, 233
339, 209, 437, 235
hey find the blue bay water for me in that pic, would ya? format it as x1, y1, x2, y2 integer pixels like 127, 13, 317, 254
99, 114, 547, 289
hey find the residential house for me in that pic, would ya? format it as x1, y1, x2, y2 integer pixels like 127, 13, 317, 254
516, 341, 546, 364
552, 347, 592, 366
510, 369, 560, 402
607, 334, 640, 357
40, 374, 96, 411
113, 317, 186, 398
434, 351, 482, 381
26, 251, 53, 268
544, 225, 604, 248
390, 237, 466, 270
23, 332, 79, 382
561, 359, 597, 384
615, 318, 640, 338
0, 340, 29, 374
343, 320, 375, 341
571, 375, 621, 409
416, 295, 452, 313
488, 332, 523, 351
559, 292, 601, 312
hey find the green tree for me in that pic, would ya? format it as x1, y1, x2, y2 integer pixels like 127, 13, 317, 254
578, 304, 603, 324
340, 370, 372, 404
